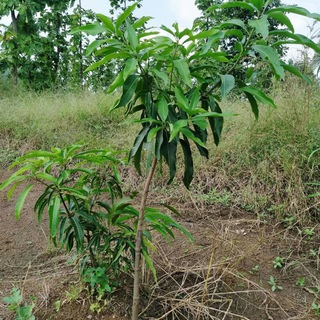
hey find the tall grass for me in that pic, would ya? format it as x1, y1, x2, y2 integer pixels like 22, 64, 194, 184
0, 77, 320, 221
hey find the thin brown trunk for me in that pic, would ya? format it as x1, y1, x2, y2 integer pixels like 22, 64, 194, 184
11, 10, 18, 85
132, 157, 157, 320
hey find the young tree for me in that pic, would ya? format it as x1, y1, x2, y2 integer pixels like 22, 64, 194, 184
75, 1, 320, 318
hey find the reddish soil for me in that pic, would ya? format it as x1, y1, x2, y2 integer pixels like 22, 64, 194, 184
0, 170, 319, 319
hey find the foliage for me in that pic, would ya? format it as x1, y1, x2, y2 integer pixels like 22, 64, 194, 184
0, 145, 192, 293
73, 1, 320, 317
268, 276, 283, 291
2, 288, 35, 320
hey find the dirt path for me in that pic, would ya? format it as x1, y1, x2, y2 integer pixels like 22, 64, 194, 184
0, 170, 319, 319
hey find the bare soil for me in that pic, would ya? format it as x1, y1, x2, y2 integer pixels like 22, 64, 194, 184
0, 170, 319, 320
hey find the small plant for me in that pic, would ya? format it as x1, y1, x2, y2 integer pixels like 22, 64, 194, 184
312, 300, 320, 317
2, 288, 35, 320
303, 228, 315, 241
273, 256, 285, 269
268, 276, 283, 292
282, 215, 295, 228
296, 278, 306, 287
248, 264, 260, 275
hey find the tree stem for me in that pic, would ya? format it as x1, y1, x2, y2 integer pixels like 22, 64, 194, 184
132, 157, 157, 320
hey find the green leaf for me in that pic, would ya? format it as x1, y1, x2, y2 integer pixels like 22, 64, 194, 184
169, 120, 188, 142
157, 97, 168, 122
129, 125, 150, 166
160, 133, 177, 184
132, 16, 153, 30
116, 74, 139, 109
248, 15, 270, 39
220, 19, 246, 30
240, 86, 276, 108
267, 6, 320, 20
173, 59, 192, 88
209, 2, 255, 13
70, 216, 84, 251
96, 14, 115, 32
180, 128, 206, 148
107, 70, 124, 94
85, 40, 106, 56
282, 63, 312, 84
189, 29, 221, 41
267, 11, 294, 33
174, 86, 189, 112
249, 0, 264, 11
116, 3, 138, 30
243, 92, 259, 120
86, 52, 130, 72
0, 175, 25, 191
270, 30, 320, 54
123, 58, 138, 81
180, 139, 193, 189
220, 74, 235, 98
252, 45, 285, 79
49, 197, 61, 240
15, 185, 33, 220
70, 23, 107, 36
150, 69, 169, 85
125, 20, 138, 50
147, 127, 162, 142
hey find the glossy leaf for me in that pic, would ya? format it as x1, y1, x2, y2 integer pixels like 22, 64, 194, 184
173, 59, 192, 88
49, 197, 61, 239
15, 185, 33, 219
240, 86, 276, 108
96, 14, 115, 32
248, 15, 269, 39
115, 3, 138, 30
157, 97, 168, 122
267, 11, 294, 32
180, 139, 193, 189
252, 45, 285, 79
220, 74, 235, 98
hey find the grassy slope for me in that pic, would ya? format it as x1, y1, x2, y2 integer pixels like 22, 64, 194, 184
0, 77, 320, 222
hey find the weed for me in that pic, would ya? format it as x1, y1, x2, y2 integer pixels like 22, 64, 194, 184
2, 288, 35, 320
273, 256, 286, 269
303, 228, 315, 241
296, 278, 306, 287
268, 276, 283, 292
248, 265, 260, 275
312, 301, 320, 317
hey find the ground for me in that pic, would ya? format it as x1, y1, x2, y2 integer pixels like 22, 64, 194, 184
0, 169, 319, 320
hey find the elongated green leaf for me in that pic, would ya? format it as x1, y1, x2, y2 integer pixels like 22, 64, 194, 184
220, 19, 246, 29
129, 125, 150, 160
107, 70, 124, 94
160, 133, 177, 184
180, 128, 206, 148
174, 86, 189, 112
15, 185, 33, 219
220, 74, 235, 98
96, 14, 115, 32
189, 29, 221, 41
49, 197, 61, 239
116, 3, 138, 30
173, 59, 192, 88
0, 175, 25, 191
249, 0, 264, 11
125, 20, 138, 50
151, 69, 169, 85
252, 45, 285, 79
132, 16, 153, 30
207, 98, 224, 146
169, 120, 188, 142
155, 130, 164, 160
240, 86, 276, 108
248, 15, 270, 39
209, 2, 255, 13
85, 40, 106, 56
147, 127, 162, 142
244, 92, 259, 120
180, 139, 193, 189
70, 216, 84, 251
86, 52, 130, 72
270, 30, 320, 54
157, 97, 168, 122
267, 6, 320, 20
282, 63, 312, 84
267, 11, 294, 32
116, 74, 139, 109
123, 58, 137, 81
70, 23, 107, 35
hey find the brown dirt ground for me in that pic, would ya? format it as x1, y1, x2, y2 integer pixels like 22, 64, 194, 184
0, 169, 319, 320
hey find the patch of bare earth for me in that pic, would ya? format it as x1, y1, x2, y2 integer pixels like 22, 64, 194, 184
0, 170, 319, 319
